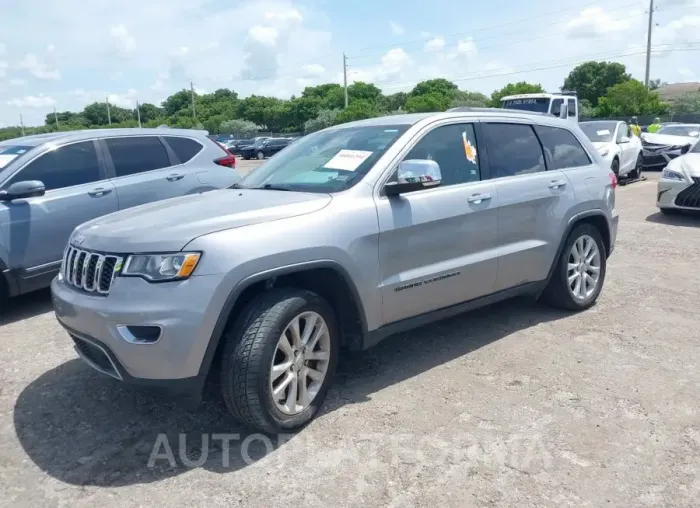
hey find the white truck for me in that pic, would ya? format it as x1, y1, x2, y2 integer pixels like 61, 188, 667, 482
500, 92, 579, 123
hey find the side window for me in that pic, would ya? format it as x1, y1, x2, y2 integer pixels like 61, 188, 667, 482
534, 125, 591, 170
396, 123, 481, 187
616, 123, 629, 141
482, 123, 546, 178
567, 98, 576, 117
164, 136, 203, 163
550, 98, 563, 116
105, 136, 171, 177
10, 141, 101, 191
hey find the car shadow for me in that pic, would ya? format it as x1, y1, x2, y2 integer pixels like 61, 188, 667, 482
645, 210, 700, 228
0, 288, 53, 326
14, 296, 571, 487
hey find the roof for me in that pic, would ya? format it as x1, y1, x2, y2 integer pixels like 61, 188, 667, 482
0, 127, 210, 147
657, 82, 700, 100
500, 93, 576, 101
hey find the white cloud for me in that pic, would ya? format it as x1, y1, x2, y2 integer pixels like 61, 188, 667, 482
0, 60, 7, 78
9, 78, 25, 86
0, 43, 7, 56
264, 8, 302, 23
564, 7, 631, 39
6, 94, 56, 108
455, 38, 478, 59
46, 43, 55, 52
679, 68, 696, 79
18, 53, 60, 79
424, 37, 446, 52
109, 24, 136, 54
302, 63, 325, 77
655, 16, 700, 46
248, 26, 279, 46
390, 21, 404, 36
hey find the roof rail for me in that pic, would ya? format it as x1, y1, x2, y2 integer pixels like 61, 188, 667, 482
446, 106, 555, 117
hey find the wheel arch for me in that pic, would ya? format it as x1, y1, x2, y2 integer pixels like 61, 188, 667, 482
197, 260, 368, 384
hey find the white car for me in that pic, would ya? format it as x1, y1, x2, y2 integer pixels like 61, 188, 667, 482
579, 120, 643, 179
641, 123, 700, 171
656, 141, 700, 214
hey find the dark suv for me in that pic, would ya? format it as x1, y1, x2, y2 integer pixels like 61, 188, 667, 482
240, 138, 291, 160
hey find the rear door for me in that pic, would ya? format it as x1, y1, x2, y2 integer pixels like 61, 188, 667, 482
100, 135, 193, 211
0, 140, 117, 288
375, 121, 499, 325
615, 122, 636, 174
482, 121, 578, 292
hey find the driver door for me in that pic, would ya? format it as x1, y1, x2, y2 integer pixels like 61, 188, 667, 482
373, 121, 499, 325
615, 123, 636, 173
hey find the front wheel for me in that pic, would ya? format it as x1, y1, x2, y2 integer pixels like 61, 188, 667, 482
256, 151, 265, 160
220, 289, 340, 433
541, 223, 607, 311
611, 157, 620, 177
632, 153, 643, 179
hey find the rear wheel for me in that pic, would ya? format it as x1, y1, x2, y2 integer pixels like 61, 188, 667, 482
220, 288, 340, 433
541, 223, 607, 311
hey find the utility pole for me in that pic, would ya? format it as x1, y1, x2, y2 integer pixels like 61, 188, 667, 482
136, 100, 142, 128
343, 53, 348, 108
106, 95, 112, 125
644, 0, 655, 88
20, 114, 26, 136
54, 107, 59, 129
190, 81, 197, 121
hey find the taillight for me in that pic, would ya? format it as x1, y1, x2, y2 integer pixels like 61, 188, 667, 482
213, 141, 236, 168
609, 172, 617, 190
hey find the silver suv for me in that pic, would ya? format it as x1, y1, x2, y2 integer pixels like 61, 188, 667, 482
51, 110, 619, 433
0, 128, 240, 302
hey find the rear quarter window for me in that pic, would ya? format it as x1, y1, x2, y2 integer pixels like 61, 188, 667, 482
534, 125, 591, 170
164, 136, 204, 163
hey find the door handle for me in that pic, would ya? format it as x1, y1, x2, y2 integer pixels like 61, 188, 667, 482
88, 187, 112, 197
548, 180, 567, 189
467, 193, 492, 204
166, 173, 185, 181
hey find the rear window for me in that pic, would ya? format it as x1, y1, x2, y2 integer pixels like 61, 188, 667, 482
105, 136, 171, 177
0, 145, 33, 169
535, 125, 591, 170
164, 136, 203, 163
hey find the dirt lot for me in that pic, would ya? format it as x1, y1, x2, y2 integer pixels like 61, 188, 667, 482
1, 171, 700, 507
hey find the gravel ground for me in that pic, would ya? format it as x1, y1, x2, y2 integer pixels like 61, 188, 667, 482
2, 171, 700, 507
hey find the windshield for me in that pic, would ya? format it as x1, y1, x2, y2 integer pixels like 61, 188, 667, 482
240, 124, 410, 193
579, 122, 617, 143
691, 141, 700, 154
501, 97, 550, 113
0, 145, 33, 169
657, 125, 700, 137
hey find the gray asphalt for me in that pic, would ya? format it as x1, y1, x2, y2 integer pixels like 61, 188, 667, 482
2, 170, 700, 507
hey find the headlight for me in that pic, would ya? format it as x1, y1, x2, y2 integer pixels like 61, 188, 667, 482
661, 168, 686, 181
598, 147, 610, 157
122, 252, 201, 282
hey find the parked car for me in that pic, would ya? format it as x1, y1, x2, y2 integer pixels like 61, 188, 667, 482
239, 137, 291, 160
224, 138, 254, 154
51, 110, 618, 433
0, 128, 240, 303
579, 120, 643, 178
641, 123, 700, 171
656, 140, 700, 214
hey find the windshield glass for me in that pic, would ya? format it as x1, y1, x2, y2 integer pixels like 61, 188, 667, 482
658, 125, 700, 137
691, 141, 700, 154
579, 122, 617, 143
240, 124, 410, 193
501, 97, 550, 113
0, 145, 33, 169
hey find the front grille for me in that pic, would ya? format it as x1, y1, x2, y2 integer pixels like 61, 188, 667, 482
61, 245, 122, 295
675, 177, 700, 209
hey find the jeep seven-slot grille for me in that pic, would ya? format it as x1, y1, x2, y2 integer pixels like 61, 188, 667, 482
62, 245, 122, 294
675, 177, 700, 209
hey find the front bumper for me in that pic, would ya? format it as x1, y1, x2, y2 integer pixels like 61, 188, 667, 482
642, 147, 687, 170
656, 177, 700, 210
51, 273, 223, 390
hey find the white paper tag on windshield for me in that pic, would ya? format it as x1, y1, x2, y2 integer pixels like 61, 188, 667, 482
323, 149, 373, 171
689, 131, 699, 137
597, 130, 611, 136
0, 154, 19, 167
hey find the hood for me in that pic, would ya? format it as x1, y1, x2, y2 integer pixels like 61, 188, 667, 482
591, 141, 613, 151
642, 132, 698, 147
668, 153, 700, 178
73, 189, 332, 253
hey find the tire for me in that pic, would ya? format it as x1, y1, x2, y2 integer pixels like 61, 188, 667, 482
611, 157, 620, 177
541, 223, 607, 311
632, 153, 643, 179
256, 151, 265, 160
220, 288, 340, 433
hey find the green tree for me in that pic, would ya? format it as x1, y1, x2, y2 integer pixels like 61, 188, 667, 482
489, 82, 545, 107
404, 92, 451, 113
304, 109, 341, 132
596, 79, 669, 117
668, 92, 700, 114
220, 119, 259, 137
161, 89, 193, 116
137, 103, 163, 123
409, 78, 458, 98
384, 92, 407, 111
348, 82, 384, 105
449, 90, 489, 108
335, 100, 380, 124
579, 99, 596, 119
562, 62, 630, 107
301, 83, 345, 110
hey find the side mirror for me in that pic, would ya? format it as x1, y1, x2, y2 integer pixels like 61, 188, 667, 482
0, 180, 46, 201
385, 159, 442, 196
618, 136, 631, 144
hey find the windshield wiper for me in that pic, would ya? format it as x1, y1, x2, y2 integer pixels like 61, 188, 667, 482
229, 182, 246, 189
256, 184, 293, 191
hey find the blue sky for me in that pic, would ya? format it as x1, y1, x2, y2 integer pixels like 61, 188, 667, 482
1, 0, 699, 126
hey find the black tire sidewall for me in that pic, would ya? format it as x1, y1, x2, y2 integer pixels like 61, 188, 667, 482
611, 158, 619, 176
556, 224, 607, 309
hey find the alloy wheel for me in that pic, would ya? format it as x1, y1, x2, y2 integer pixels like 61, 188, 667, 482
567, 235, 601, 301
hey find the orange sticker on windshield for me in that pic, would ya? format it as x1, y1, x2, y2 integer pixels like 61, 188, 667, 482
462, 132, 477, 163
